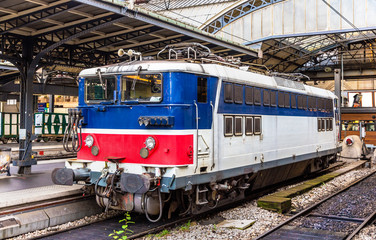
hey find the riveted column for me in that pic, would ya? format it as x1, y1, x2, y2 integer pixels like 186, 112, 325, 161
15, 37, 36, 174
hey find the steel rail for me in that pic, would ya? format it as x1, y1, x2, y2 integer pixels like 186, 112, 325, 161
34, 162, 346, 240
0, 194, 92, 217
345, 208, 376, 240
255, 170, 376, 240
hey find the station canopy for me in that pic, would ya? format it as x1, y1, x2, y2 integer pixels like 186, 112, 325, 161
0, 0, 258, 86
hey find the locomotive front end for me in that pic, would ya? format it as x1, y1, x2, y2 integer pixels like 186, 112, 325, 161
52, 59, 198, 221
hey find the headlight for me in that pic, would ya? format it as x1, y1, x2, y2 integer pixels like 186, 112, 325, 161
145, 137, 156, 150
85, 135, 94, 148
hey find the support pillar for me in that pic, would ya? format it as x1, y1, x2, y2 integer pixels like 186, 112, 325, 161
49, 95, 55, 113
334, 68, 341, 140
14, 38, 36, 174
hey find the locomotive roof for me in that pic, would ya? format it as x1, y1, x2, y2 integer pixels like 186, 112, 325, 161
79, 60, 335, 99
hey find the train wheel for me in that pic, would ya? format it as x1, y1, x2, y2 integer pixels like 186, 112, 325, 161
1, 139, 8, 144
56, 138, 62, 142
42, 137, 50, 143
35, 139, 41, 142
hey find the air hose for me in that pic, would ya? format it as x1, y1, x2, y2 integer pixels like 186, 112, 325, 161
144, 188, 163, 222
63, 109, 83, 152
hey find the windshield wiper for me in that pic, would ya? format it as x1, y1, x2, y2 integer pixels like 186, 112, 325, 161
96, 68, 107, 92
124, 100, 140, 105
100, 101, 114, 105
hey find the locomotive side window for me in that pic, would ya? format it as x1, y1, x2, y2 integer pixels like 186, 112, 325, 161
224, 83, 233, 103
318, 98, 324, 111
85, 76, 116, 103
324, 99, 328, 112
121, 74, 162, 102
254, 117, 261, 135
278, 91, 284, 107
263, 89, 270, 106
297, 95, 303, 109
254, 88, 262, 105
329, 118, 333, 130
224, 116, 233, 137
234, 116, 243, 136
308, 97, 314, 110
245, 117, 253, 135
317, 118, 322, 131
313, 97, 318, 111
291, 94, 297, 108
271, 91, 277, 107
234, 85, 243, 104
284, 92, 290, 108
326, 99, 333, 112
197, 77, 207, 103
245, 86, 253, 105
302, 95, 307, 109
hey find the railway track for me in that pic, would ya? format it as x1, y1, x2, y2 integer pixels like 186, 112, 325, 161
30, 162, 347, 240
256, 170, 376, 240
0, 194, 91, 217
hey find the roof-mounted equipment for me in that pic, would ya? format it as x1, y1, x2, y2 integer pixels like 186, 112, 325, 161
157, 43, 212, 60
118, 49, 143, 61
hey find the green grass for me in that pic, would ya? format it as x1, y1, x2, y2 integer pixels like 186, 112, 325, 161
155, 229, 170, 238
179, 220, 191, 231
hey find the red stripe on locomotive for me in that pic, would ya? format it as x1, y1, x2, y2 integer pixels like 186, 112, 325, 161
78, 133, 194, 165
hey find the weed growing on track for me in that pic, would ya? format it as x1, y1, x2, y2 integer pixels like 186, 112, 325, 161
109, 212, 134, 240
179, 220, 192, 231
155, 229, 170, 237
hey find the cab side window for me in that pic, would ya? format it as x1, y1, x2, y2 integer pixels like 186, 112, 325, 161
197, 77, 207, 103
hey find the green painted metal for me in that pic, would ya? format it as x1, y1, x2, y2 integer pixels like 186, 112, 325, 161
34, 112, 68, 136
0, 113, 20, 143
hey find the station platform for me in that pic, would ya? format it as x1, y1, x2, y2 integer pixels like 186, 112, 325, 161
0, 158, 101, 240
0, 141, 70, 160
0, 158, 66, 192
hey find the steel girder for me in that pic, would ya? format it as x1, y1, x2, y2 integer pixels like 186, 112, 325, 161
0, 2, 82, 35
202, 0, 285, 34
73, 0, 258, 58
0, 0, 258, 73
244, 29, 376, 73
78, 26, 164, 53
0, 81, 78, 96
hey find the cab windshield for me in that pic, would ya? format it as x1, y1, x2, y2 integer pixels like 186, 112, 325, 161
121, 74, 162, 102
85, 76, 116, 103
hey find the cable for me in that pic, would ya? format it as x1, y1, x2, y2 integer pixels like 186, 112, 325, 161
63, 110, 83, 153
144, 188, 163, 222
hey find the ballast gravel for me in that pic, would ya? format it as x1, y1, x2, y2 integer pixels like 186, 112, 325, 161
143, 165, 376, 240
8, 210, 123, 240
7, 163, 376, 240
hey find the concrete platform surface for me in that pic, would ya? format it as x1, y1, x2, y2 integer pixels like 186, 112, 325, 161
0, 160, 65, 192
0, 184, 83, 209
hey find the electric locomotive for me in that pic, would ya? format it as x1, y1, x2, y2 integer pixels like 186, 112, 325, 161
53, 43, 341, 222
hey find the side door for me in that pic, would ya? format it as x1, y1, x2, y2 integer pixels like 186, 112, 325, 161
196, 76, 217, 173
